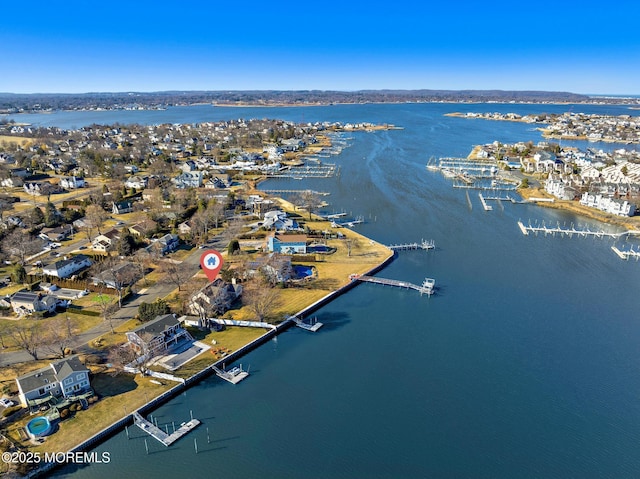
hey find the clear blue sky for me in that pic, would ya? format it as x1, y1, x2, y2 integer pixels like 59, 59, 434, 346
2, 0, 639, 95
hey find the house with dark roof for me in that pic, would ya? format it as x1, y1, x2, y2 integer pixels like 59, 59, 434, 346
188, 279, 243, 318
92, 228, 121, 252
10, 290, 58, 315
16, 356, 91, 407
42, 254, 92, 279
112, 200, 133, 215
125, 314, 193, 356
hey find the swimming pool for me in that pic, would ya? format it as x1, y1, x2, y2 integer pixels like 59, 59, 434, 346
294, 265, 314, 278
26, 416, 52, 438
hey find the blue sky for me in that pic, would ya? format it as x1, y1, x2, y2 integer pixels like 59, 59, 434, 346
2, 0, 639, 95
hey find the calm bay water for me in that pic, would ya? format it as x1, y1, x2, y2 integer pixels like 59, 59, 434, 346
29, 103, 640, 478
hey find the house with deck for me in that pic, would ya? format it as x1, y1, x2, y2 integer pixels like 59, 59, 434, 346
10, 291, 58, 315
16, 356, 91, 408
125, 314, 193, 356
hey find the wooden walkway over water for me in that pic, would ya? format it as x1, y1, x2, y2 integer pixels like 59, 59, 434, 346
355, 275, 435, 296
133, 411, 200, 446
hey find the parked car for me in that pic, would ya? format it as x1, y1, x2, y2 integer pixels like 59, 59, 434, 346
0, 398, 15, 408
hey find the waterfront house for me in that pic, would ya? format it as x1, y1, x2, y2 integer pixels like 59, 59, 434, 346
10, 290, 58, 316
267, 233, 308, 254
125, 314, 193, 357
262, 210, 300, 231
16, 356, 91, 408
580, 192, 636, 216
42, 254, 92, 279
189, 279, 242, 318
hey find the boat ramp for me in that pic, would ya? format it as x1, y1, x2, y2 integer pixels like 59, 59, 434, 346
133, 411, 200, 446
212, 365, 249, 384
352, 275, 436, 296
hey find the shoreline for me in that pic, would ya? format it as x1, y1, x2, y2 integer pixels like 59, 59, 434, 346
26, 231, 395, 478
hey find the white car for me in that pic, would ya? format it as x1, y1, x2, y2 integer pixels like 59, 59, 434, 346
0, 398, 15, 408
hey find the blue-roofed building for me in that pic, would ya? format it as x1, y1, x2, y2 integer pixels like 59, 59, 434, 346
267, 234, 308, 254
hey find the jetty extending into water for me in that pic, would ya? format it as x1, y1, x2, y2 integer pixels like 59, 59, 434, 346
262, 189, 331, 196
133, 411, 200, 446
518, 220, 640, 239
353, 275, 436, 296
387, 239, 435, 251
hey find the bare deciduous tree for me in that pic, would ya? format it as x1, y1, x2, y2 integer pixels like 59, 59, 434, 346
243, 279, 282, 322
8, 321, 44, 360
159, 260, 193, 292
42, 316, 76, 359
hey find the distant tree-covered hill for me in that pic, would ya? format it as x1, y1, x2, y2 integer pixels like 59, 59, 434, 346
0, 89, 627, 113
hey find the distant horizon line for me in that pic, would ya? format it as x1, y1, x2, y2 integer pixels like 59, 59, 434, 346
0, 88, 638, 97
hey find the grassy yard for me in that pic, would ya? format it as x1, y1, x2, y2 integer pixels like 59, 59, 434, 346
7, 371, 174, 455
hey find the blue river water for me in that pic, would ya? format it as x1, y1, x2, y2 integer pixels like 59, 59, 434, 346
18, 103, 640, 478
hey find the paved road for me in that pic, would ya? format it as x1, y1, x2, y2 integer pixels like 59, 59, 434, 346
0, 237, 226, 367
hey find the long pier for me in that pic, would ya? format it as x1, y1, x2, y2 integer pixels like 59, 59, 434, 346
387, 239, 435, 251
262, 189, 330, 196
518, 220, 640, 239
133, 411, 200, 446
354, 275, 435, 296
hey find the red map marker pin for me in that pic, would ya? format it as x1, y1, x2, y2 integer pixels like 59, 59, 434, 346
200, 250, 224, 282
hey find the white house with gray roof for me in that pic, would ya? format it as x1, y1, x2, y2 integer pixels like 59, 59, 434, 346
16, 356, 91, 407
42, 254, 92, 279
10, 290, 58, 316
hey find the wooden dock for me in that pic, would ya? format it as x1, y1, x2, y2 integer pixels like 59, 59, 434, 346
133, 411, 200, 446
355, 275, 435, 296
212, 365, 249, 384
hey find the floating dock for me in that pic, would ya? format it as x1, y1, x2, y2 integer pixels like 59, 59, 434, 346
292, 316, 323, 332
133, 411, 200, 446
354, 275, 435, 296
212, 365, 249, 384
